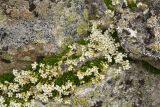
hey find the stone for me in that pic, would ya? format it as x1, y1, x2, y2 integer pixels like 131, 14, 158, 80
0, 0, 97, 72
0, 0, 160, 107
19, 56, 32, 62
107, 0, 160, 69
0, 52, 12, 63
70, 63, 160, 107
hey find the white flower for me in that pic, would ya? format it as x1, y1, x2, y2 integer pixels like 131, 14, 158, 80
12, 69, 18, 76
23, 102, 33, 107
0, 96, 5, 104
7, 92, 13, 97
68, 65, 74, 71
41, 84, 53, 94
68, 44, 77, 51
122, 60, 130, 70
29, 77, 38, 84
114, 53, 125, 64
77, 72, 84, 80
9, 100, 22, 107
39, 63, 45, 68
8, 83, 19, 92
112, 0, 120, 5
124, 28, 137, 37
16, 93, 23, 99
54, 97, 63, 103
64, 99, 71, 104
79, 56, 85, 62
36, 93, 49, 103
31, 62, 38, 70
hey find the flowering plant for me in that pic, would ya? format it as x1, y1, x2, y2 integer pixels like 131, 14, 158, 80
0, 22, 130, 106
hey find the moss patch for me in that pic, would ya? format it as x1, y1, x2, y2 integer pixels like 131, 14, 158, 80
0, 73, 15, 83
76, 39, 90, 45
142, 61, 160, 74
42, 45, 70, 65
104, 0, 114, 10
55, 71, 80, 86
127, 0, 137, 9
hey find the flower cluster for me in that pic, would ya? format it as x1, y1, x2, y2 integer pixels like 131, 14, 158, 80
0, 21, 130, 106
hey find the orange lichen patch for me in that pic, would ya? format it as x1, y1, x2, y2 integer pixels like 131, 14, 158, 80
35, 0, 50, 17
21, 8, 33, 19
0, 43, 57, 73
0, 0, 32, 20
10, 8, 33, 20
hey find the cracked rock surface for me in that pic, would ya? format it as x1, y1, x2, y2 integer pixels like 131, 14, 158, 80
113, 0, 160, 69
0, 0, 160, 107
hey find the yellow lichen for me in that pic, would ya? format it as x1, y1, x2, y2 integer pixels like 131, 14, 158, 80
77, 21, 89, 35
150, 43, 160, 52
0, 10, 7, 22
132, 47, 141, 54
121, 101, 132, 107
10, 8, 33, 20
83, 9, 89, 20
35, 0, 50, 17
73, 96, 89, 107
67, 12, 76, 22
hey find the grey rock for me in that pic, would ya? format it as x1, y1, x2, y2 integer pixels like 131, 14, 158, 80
71, 63, 160, 107
0, 0, 96, 72
19, 56, 32, 62
111, 0, 160, 69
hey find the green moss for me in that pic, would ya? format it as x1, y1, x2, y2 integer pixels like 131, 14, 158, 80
81, 58, 107, 72
0, 73, 15, 83
42, 45, 70, 65
142, 61, 160, 74
20, 84, 32, 92
42, 55, 62, 65
76, 39, 90, 45
52, 90, 59, 97
104, 0, 114, 10
54, 71, 80, 86
109, 31, 126, 53
110, 31, 119, 43
69, 54, 81, 59
127, 0, 137, 9
83, 73, 95, 83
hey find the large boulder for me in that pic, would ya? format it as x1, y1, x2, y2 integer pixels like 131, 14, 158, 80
0, 0, 106, 73
113, 0, 160, 69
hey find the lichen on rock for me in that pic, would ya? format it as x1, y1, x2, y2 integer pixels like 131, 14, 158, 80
0, 0, 160, 107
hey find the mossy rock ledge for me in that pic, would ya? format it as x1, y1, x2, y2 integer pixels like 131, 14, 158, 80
0, 0, 160, 107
